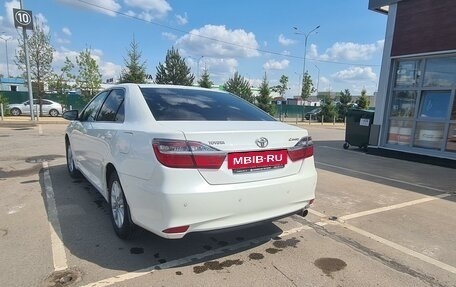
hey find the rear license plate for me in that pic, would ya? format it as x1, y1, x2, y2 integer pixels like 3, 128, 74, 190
228, 150, 288, 170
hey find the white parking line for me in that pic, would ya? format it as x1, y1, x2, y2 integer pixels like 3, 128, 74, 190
80, 224, 312, 287
316, 161, 449, 193
42, 161, 68, 271
340, 221, 456, 274
38, 124, 43, 135
339, 193, 452, 221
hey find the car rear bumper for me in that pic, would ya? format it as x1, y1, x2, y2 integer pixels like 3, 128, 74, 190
120, 159, 317, 239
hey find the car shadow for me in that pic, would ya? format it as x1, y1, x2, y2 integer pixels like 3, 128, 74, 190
39, 164, 293, 273
313, 139, 456, 201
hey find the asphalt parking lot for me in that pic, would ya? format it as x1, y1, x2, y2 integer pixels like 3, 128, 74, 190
0, 121, 455, 287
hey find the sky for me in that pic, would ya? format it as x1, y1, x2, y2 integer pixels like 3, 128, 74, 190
0, 0, 387, 97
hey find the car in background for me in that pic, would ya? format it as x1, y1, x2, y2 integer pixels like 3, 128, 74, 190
304, 107, 322, 120
63, 84, 317, 239
9, 99, 64, 117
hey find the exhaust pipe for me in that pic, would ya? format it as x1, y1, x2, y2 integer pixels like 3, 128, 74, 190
296, 209, 309, 217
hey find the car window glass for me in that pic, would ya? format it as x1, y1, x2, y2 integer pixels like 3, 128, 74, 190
141, 88, 275, 121
79, 91, 109, 122
42, 100, 52, 105
97, 89, 125, 122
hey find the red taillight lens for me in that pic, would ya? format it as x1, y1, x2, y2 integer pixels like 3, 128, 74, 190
153, 139, 226, 169
287, 136, 314, 161
162, 225, 190, 234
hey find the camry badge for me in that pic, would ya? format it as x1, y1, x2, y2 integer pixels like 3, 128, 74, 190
255, 137, 269, 148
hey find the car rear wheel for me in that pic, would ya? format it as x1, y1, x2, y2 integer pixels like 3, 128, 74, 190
49, 109, 59, 117
66, 141, 81, 178
10, 108, 21, 116
109, 171, 135, 239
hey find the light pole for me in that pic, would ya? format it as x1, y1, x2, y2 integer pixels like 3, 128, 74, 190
293, 25, 320, 95
313, 64, 320, 94
188, 55, 204, 81
0, 33, 11, 78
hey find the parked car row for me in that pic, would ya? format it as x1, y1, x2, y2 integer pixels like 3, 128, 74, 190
304, 108, 322, 120
8, 99, 64, 117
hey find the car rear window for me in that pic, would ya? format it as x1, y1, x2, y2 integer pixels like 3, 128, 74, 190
140, 87, 275, 121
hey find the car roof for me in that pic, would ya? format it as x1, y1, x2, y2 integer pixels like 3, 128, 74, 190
111, 83, 230, 94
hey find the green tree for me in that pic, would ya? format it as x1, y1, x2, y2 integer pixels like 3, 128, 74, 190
272, 75, 289, 98
120, 36, 147, 83
15, 22, 54, 116
75, 48, 102, 100
224, 72, 254, 103
320, 94, 337, 122
48, 57, 75, 93
337, 89, 352, 120
197, 68, 213, 88
256, 73, 274, 115
155, 47, 194, 86
357, 88, 370, 109
301, 72, 315, 101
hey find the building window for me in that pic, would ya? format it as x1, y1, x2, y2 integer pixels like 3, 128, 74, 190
386, 55, 456, 158
395, 60, 421, 87
10, 85, 17, 91
418, 91, 451, 119
423, 58, 456, 87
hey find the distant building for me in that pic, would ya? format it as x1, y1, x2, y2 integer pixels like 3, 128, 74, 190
0, 77, 27, 92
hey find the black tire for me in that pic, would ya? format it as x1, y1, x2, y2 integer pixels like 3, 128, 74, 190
343, 142, 349, 149
10, 108, 21, 116
108, 171, 135, 239
66, 141, 81, 178
49, 109, 59, 117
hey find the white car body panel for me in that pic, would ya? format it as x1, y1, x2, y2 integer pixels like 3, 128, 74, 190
65, 84, 317, 239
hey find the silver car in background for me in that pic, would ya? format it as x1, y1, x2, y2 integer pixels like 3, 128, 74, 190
9, 99, 64, 117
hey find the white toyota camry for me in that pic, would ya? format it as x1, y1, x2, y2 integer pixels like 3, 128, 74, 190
63, 84, 317, 239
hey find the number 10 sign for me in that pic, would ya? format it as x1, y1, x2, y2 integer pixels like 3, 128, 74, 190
13, 8, 34, 30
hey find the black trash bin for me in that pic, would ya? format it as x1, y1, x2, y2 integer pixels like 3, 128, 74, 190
343, 108, 374, 150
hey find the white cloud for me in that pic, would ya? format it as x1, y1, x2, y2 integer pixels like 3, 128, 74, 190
33, 13, 51, 34
263, 59, 290, 70
53, 48, 121, 81
62, 27, 72, 36
124, 0, 171, 19
125, 10, 136, 17
162, 32, 177, 41
100, 61, 122, 80
57, 38, 71, 45
3, 0, 19, 30
176, 25, 260, 58
182, 57, 238, 84
282, 50, 291, 56
56, 0, 122, 17
175, 12, 188, 25
332, 66, 377, 82
317, 40, 384, 61
278, 34, 295, 46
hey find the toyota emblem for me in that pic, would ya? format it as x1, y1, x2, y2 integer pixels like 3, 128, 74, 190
255, 137, 268, 148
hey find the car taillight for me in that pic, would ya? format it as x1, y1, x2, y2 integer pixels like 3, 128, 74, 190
287, 136, 314, 161
152, 139, 226, 169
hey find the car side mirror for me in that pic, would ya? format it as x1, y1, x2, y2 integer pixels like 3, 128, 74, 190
63, 110, 79, 121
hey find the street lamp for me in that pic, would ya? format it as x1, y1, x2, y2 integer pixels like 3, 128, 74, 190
0, 33, 11, 78
313, 64, 320, 94
293, 25, 320, 95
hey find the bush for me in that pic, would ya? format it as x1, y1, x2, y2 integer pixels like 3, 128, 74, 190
0, 93, 10, 116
